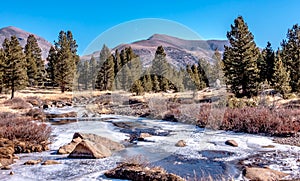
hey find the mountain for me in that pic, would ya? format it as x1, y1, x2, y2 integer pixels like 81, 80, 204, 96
82, 34, 229, 68
0, 26, 52, 60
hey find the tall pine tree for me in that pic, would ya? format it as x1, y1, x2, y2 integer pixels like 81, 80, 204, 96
281, 24, 300, 92
272, 50, 291, 96
25, 34, 45, 86
223, 16, 260, 97
54, 31, 78, 93
2, 36, 28, 99
46, 46, 57, 86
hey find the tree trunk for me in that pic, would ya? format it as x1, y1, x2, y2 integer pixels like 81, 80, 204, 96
11, 80, 15, 99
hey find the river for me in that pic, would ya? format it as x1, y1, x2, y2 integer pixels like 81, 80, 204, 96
1, 107, 299, 180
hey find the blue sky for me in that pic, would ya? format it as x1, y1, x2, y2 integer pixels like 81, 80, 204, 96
1, 0, 300, 55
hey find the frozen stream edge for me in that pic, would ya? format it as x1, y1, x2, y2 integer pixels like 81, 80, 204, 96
1, 107, 300, 180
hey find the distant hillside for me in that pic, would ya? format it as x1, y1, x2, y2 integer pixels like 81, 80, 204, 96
82, 34, 229, 68
0, 26, 52, 60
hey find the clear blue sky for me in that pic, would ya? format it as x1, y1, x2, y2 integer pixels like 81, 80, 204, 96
1, 0, 300, 55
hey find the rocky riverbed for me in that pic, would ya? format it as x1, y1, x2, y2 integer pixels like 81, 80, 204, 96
0, 105, 299, 180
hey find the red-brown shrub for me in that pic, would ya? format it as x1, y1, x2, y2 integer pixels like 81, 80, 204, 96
3, 97, 32, 109
197, 105, 300, 136
0, 112, 51, 143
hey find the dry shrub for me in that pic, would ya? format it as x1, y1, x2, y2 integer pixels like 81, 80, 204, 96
25, 96, 42, 107
197, 106, 300, 136
3, 97, 32, 109
0, 112, 51, 144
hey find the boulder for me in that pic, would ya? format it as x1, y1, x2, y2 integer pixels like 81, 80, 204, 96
45, 111, 77, 119
57, 137, 82, 154
68, 140, 111, 159
26, 108, 46, 121
139, 133, 152, 139
42, 160, 60, 165
1, 165, 11, 170
243, 167, 288, 181
225, 140, 238, 147
105, 163, 185, 181
175, 140, 187, 147
73, 132, 125, 152
24, 159, 41, 165
162, 113, 178, 122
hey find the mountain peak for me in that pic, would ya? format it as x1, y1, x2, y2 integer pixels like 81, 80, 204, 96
0, 26, 52, 59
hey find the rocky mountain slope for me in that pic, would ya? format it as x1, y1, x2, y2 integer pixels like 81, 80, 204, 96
0, 26, 52, 60
82, 34, 229, 68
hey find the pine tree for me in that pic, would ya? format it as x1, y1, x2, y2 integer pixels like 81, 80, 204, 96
197, 59, 209, 87
2, 36, 28, 99
211, 49, 224, 86
261, 42, 275, 83
82, 60, 90, 90
223, 16, 260, 97
184, 65, 194, 90
152, 75, 160, 92
272, 50, 291, 96
143, 70, 153, 92
54, 31, 78, 93
99, 44, 110, 64
281, 24, 300, 92
151, 46, 170, 91
119, 64, 131, 90
96, 54, 115, 90
46, 46, 57, 86
191, 64, 201, 89
0, 48, 4, 93
25, 34, 45, 86
131, 80, 144, 95
89, 56, 97, 90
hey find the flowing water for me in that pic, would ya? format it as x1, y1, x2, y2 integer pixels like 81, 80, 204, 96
1, 107, 300, 180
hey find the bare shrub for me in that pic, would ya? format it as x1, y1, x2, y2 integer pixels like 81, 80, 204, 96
197, 106, 300, 136
0, 112, 51, 144
4, 97, 32, 109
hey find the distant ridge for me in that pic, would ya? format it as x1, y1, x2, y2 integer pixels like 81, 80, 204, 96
82, 34, 229, 68
0, 26, 52, 59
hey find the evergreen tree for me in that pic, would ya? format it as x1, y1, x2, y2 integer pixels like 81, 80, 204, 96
131, 80, 144, 95
281, 24, 300, 92
272, 50, 291, 96
184, 65, 194, 90
2, 36, 28, 99
54, 31, 78, 93
223, 16, 260, 97
82, 60, 90, 90
191, 64, 201, 89
0, 48, 4, 93
89, 56, 97, 90
152, 75, 160, 92
197, 59, 209, 87
143, 70, 153, 92
211, 49, 224, 85
25, 34, 45, 86
119, 64, 131, 90
152, 46, 170, 91
261, 42, 275, 83
99, 44, 110, 64
114, 49, 122, 75
46, 46, 57, 86
96, 54, 115, 90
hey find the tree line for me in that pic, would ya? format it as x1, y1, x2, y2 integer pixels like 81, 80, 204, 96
223, 16, 300, 98
0, 30, 79, 98
76, 44, 222, 95
1, 15, 300, 98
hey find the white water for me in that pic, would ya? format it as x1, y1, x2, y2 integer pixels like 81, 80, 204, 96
1, 110, 300, 180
